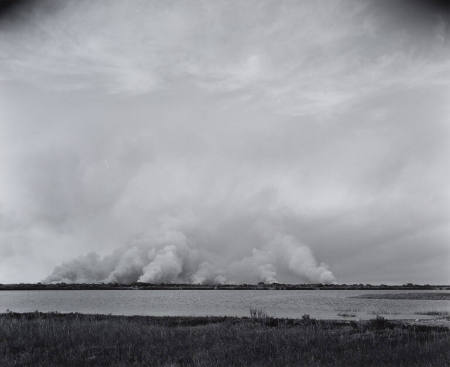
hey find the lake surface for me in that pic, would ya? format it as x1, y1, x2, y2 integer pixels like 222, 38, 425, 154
1, 289, 449, 320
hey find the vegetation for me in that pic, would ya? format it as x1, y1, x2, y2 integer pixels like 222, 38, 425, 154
249, 306, 269, 320
0, 311, 449, 367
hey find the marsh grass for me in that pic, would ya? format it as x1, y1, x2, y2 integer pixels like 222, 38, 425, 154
249, 306, 269, 321
0, 311, 449, 367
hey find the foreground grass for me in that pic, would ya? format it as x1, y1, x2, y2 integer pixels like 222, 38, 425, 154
1, 312, 449, 367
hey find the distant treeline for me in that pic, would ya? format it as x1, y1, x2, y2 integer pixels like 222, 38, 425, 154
0, 282, 448, 291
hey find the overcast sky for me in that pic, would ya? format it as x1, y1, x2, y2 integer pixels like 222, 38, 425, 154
0, 0, 449, 284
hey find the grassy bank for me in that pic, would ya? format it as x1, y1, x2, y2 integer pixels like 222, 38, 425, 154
1, 312, 449, 367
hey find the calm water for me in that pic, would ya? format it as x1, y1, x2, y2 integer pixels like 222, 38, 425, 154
0, 290, 449, 320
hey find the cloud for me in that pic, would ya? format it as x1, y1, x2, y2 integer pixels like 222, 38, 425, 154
0, 0, 448, 284
1, 1, 448, 114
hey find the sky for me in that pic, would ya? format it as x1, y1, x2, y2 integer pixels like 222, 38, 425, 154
0, 0, 449, 284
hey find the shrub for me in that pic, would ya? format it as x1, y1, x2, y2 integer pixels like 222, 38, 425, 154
368, 315, 393, 330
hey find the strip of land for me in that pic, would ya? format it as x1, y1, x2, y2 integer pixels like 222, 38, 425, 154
0, 282, 448, 291
353, 292, 450, 300
0, 312, 449, 367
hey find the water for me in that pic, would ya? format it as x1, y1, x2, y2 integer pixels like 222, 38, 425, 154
0, 290, 448, 320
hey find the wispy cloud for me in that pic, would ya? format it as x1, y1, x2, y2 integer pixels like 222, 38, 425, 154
1, 0, 449, 115
0, 0, 448, 283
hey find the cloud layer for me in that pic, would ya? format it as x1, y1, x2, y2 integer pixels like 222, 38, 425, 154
0, 0, 449, 284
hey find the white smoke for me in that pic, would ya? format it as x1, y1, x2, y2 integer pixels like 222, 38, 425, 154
227, 233, 335, 284
191, 262, 227, 285
46, 229, 335, 284
105, 247, 148, 284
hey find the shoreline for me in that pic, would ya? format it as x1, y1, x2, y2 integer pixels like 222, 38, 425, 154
1, 283, 449, 291
2, 310, 449, 326
1, 310, 449, 327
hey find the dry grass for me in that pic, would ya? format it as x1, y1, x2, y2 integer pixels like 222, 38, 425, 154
0, 312, 449, 367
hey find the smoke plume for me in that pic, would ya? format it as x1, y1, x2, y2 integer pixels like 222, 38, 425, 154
46, 229, 335, 284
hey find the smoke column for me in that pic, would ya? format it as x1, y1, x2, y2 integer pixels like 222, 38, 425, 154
46, 228, 335, 284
